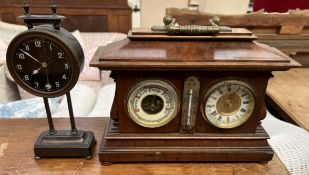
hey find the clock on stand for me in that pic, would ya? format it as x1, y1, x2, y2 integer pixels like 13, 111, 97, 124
90, 16, 300, 164
6, 1, 96, 159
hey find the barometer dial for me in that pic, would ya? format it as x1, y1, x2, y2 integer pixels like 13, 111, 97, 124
203, 80, 256, 129
127, 79, 180, 128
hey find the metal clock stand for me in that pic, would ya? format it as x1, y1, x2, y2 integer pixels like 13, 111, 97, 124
34, 92, 96, 160
17, 1, 96, 160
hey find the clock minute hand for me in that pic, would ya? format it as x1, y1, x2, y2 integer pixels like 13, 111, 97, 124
19, 49, 43, 65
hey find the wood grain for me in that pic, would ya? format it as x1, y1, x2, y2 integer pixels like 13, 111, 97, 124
166, 8, 309, 29
90, 39, 300, 71
279, 26, 304, 35
0, 0, 132, 33
266, 68, 309, 131
0, 118, 289, 174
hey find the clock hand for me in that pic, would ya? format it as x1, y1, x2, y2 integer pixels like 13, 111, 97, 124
31, 62, 47, 75
31, 67, 41, 75
19, 49, 43, 65
44, 67, 52, 91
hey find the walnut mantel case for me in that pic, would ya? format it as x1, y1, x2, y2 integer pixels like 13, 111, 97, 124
90, 28, 300, 163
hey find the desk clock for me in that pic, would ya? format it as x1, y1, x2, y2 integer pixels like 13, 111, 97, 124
90, 16, 300, 163
6, 1, 95, 159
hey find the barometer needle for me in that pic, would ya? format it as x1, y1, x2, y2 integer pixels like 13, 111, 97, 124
19, 49, 43, 65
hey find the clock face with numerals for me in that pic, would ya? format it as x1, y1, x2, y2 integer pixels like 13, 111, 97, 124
127, 79, 180, 128
203, 79, 256, 129
6, 28, 83, 97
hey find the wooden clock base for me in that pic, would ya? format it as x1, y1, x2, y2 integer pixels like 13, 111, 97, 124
99, 120, 274, 163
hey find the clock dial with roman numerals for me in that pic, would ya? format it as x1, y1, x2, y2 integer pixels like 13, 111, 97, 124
203, 80, 256, 129
6, 27, 84, 97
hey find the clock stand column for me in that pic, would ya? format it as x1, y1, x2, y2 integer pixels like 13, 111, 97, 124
66, 92, 78, 134
42, 92, 81, 135
34, 92, 96, 160
43, 97, 56, 134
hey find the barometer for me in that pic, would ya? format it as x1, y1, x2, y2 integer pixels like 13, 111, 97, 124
126, 79, 180, 128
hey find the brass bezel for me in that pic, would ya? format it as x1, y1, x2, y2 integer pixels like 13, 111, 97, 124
125, 78, 180, 128
201, 79, 256, 129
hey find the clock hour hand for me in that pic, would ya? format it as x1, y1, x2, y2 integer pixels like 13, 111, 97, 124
31, 62, 47, 75
31, 67, 42, 75
19, 49, 43, 65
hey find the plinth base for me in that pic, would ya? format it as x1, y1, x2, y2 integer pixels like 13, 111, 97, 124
34, 130, 96, 159
99, 120, 274, 163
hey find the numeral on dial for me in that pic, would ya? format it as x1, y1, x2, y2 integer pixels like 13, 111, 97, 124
34, 82, 39, 88
16, 64, 22, 70
64, 63, 69, 69
24, 75, 29, 81
55, 82, 60, 88
210, 111, 217, 116
240, 108, 246, 112
34, 40, 41, 47
18, 53, 25, 59
58, 52, 63, 58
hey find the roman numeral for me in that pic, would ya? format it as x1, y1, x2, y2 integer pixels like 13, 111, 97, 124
210, 111, 217, 116
217, 115, 222, 121
207, 105, 215, 108
240, 108, 246, 112
235, 86, 240, 93
241, 93, 248, 97
226, 117, 230, 123
227, 84, 231, 92
243, 101, 249, 104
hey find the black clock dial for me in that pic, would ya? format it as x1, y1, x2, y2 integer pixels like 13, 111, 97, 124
12, 37, 72, 92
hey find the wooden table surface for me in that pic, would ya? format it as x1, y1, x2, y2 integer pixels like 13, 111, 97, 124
267, 68, 309, 131
0, 117, 289, 175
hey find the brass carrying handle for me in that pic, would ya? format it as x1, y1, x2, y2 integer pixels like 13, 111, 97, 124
151, 16, 231, 35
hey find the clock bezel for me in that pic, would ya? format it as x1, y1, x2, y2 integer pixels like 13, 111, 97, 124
125, 78, 181, 128
6, 27, 84, 98
201, 78, 257, 129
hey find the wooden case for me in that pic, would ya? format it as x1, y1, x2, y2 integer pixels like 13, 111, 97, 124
90, 28, 300, 163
